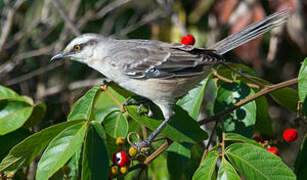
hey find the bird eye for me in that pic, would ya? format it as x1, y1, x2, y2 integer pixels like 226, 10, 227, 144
74, 45, 81, 51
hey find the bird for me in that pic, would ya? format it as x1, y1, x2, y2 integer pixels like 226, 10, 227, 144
51, 9, 291, 150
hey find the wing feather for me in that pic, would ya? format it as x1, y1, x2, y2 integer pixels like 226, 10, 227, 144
108, 40, 224, 79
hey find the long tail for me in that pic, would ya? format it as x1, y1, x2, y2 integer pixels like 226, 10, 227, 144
210, 8, 291, 55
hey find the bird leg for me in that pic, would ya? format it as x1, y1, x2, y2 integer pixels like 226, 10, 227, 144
134, 115, 172, 152
123, 98, 153, 117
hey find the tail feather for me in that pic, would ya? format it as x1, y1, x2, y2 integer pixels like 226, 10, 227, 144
210, 8, 291, 55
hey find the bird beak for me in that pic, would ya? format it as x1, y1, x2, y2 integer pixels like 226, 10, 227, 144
50, 51, 64, 61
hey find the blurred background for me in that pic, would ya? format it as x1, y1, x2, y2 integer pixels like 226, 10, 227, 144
0, 0, 306, 178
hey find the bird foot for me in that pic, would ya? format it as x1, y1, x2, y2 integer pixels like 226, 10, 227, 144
134, 140, 152, 154
123, 98, 153, 117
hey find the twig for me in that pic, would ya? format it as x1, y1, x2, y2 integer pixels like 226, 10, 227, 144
213, 71, 261, 89
199, 77, 298, 125
199, 121, 218, 166
0, 0, 26, 52
97, 0, 133, 19
221, 63, 265, 88
117, 10, 166, 37
51, 0, 81, 36
0, 44, 55, 76
221, 132, 225, 158
36, 78, 106, 99
144, 138, 173, 165
4, 61, 65, 86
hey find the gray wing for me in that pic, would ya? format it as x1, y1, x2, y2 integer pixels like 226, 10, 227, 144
108, 40, 224, 79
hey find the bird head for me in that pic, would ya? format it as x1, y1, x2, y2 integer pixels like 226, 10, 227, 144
51, 33, 105, 63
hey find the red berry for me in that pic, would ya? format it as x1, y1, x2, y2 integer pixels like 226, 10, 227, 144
267, 147, 279, 155
181, 34, 195, 45
253, 136, 263, 143
283, 129, 298, 142
112, 152, 130, 167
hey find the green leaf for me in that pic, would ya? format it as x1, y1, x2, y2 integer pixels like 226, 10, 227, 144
298, 58, 307, 116
214, 82, 256, 138
0, 100, 33, 135
270, 87, 298, 112
167, 142, 191, 179
224, 133, 262, 147
177, 75, 211, 120
103, 110, 128, 138
93, 105, 120, 123
0, 128, 30, 161
0, 120, 82, 172
36, 122, 87, 180
226, 143, 296, 180
295, 134, 307, 180
255, 96, 273, 135
217, 158, 240, 180
126, 105, 208, 143
91, 121, 107, 140
68, 86, 100, 121
0, 85, 33, 104
23, 103, 46, 128
192, 150, 220, 180
65, 147, 82, 180
81, 125, 109, 180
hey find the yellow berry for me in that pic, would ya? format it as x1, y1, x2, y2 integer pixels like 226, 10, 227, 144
120, 166, 128, 175
116, 137, 125, 145
110, 165, 119, 175
7, 172, 14, 178
129, 147, 138, 157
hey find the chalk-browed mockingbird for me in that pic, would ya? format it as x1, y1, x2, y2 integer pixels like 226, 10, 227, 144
51, 9, 291, 150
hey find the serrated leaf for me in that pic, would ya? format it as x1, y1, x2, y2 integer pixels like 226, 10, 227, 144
36, 122, 87, 180
126, 105, 208, 143
217, 158, 240, 180
224, 133, 262, 147
298, 58, 307, 116
177, 75, 211, 120
214, 82, 256, 138
68, 86, 100, 121
0, 120, 82, 172
192, 150, 219, 180
226, 143, 296, 180
81, 125, 109, 180
255, 96, 273, 135
0, 100, 33, 135
295, 134, 307, 180
103, 110, 128, 138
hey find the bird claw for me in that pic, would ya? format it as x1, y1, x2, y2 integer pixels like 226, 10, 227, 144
134, 140, 152, 154
123, 98, 153, 117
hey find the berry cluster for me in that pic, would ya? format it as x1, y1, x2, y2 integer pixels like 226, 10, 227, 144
109, 137, 145, 178
253, 128, 298, 156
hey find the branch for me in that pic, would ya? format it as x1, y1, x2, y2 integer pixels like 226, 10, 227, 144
36, 78, 106, 99
0, 0, 26, 52
51, 0, 81, 36
97, 0, 133, 19
4, 61, 65, 86
199, 121, 218, 166
0, 44, 55, 76
199, 77, 298, 125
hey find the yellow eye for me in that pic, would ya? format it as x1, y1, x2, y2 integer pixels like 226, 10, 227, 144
74, 45, 81, 51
